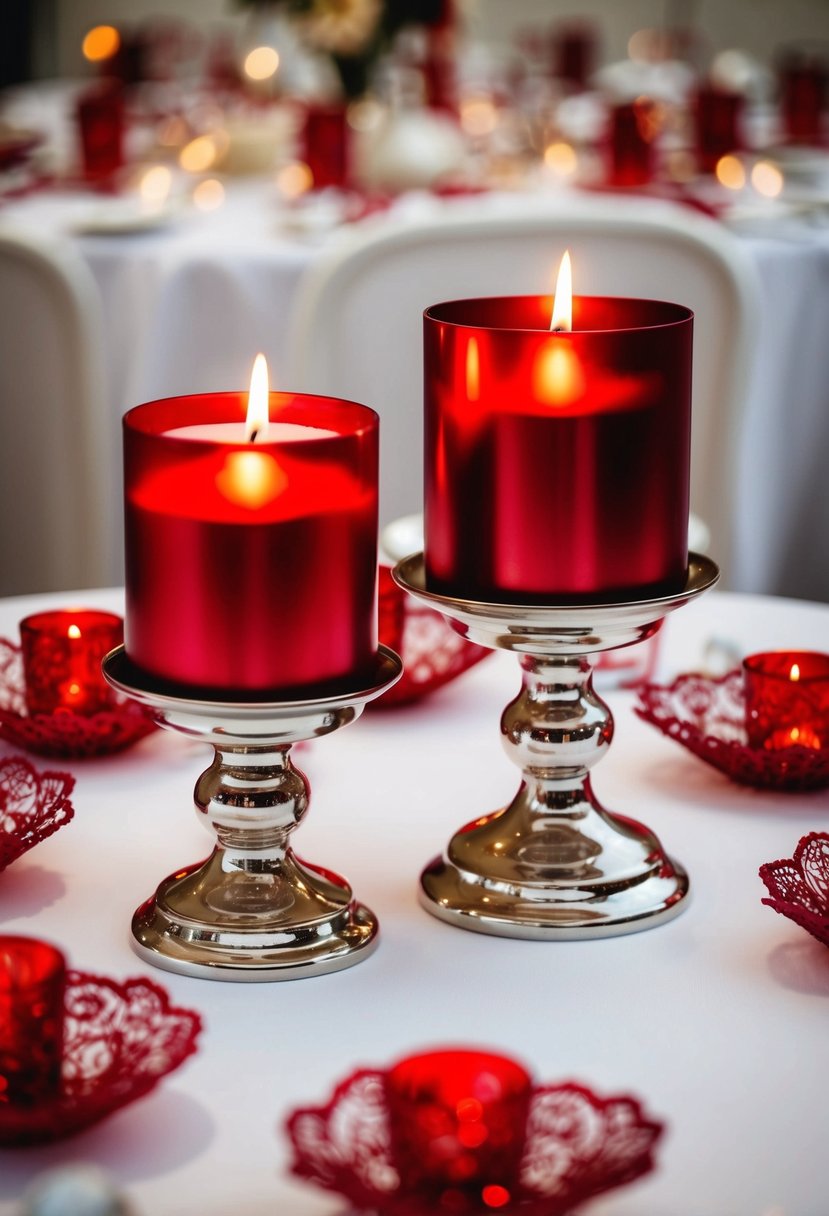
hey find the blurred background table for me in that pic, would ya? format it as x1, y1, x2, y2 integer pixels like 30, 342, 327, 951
0, 583, 826, 1214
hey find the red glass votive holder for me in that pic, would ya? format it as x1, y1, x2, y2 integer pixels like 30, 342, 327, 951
551, 23, 596, 91
385, 1049, 533, 1209
123, 392, 378, 694
75, 81, 125, 184
744, 651, 829, 750
303, 103, 350, 190
779, 56, 827, 145
20, 610, 123, 717
695, 86, 744, 174
608, 100, 655, 187
0, 937, 65, 1108
424, 295, 692, 604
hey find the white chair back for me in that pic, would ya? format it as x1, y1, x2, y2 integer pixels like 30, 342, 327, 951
287, 196, 760, 582
0, 227, 114, 595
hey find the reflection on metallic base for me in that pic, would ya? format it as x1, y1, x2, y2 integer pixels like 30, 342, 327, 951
103, 646, 401, 982
393, 553, 718, 941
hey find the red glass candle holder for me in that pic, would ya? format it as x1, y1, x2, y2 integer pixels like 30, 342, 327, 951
424, 296, 692, 604
285, 1050, 664, 1215
20, 610, 123, 717
0, 937, 65, 1108
694, 86, 744, 174
608, 100, 655, 186
779, 55, 827, 145
743, 651, 829, 751
551, 23, 596, 91
385, 1049, 533, 1207
123, 392, 378, 695
75, 81, 125, 184
303, 103, 350, 190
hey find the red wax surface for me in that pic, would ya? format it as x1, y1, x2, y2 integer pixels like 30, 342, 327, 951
0, 936, 65, 1107
743, 651, 829, 751
385, 1049, 533, 1208
20, 610, 123, 716
425, 295, 692, 603
124, 393, 378, 694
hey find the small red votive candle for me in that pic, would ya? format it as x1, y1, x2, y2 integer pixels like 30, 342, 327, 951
608, 99, 656, 187
124, 363, 378, 694
0, 936, 65, 1107
385, 1048, 533, 1210
743, 651, 829, 750
20, 610, 124, 716
425, 286, 692, 603
695, 86, 744, 174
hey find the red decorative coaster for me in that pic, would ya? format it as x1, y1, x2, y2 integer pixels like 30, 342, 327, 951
0, 639, 155, 759
635, 669, 829, 791
0, 756, 75, 872
760, 831, 829, 949
286, 1065, 663, 1215
0, 972, 201, 1145
374, 567, 489, 707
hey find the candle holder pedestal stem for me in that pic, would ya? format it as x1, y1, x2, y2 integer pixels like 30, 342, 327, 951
393, 554, 719, 939
103, 646, 402, 981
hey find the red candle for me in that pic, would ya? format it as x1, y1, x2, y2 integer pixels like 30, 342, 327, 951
608, 99, 656, 187
124, 362, 378, 694
694, 86, 744, 174
425, 266, 692, 603
20, 610, 123, 715
743, 651, 829, 750
385, 1048, 533, 1209
0, 936, 65, 1107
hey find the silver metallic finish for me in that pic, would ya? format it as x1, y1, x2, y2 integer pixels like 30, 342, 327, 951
103, 646, 402, 981
393, 554, 719, 940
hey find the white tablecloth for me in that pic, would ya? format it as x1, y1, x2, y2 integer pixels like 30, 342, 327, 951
2, 180, 829, 602
0, 586, 827, 1215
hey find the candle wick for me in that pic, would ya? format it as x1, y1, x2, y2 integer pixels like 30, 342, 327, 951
552, 325, 568, 333
249, 427, 260, 443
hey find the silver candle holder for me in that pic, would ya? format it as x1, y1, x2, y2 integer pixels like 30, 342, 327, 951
393, 553, 719, 940
103, 646, 402, 981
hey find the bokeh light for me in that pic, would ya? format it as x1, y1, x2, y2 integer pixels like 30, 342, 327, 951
715, 154, 746, 190
244, 46, 280, 81
82, 25, 120, 62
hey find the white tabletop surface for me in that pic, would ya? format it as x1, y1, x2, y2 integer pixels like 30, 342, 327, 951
0, 585, 827, 1215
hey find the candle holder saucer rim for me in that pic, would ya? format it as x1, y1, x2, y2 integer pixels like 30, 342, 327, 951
102, 645, 402, 718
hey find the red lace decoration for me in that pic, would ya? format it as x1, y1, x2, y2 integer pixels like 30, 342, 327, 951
635, 669, 829, 791
0, 971, 202, 1145
0, 755, 75, 871
760, 831, 829, 949
374, 568, 489, 707
0, 638, 155, 759
285, 1070, 663, 1215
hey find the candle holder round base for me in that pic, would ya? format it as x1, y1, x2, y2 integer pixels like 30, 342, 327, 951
103, 646, 402, 981
393, 554, 719, 940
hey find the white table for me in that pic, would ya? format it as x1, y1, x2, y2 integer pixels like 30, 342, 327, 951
3, 178, 829, 603
0, 586, 826, 1215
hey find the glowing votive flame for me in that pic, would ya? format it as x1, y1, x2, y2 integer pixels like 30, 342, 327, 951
790, 663, 800, 682
246, 353, 270, 442
67, 624, 82, 640
550, 251, 572, 333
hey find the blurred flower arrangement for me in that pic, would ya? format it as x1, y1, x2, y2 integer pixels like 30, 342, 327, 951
236, 0, 452, 97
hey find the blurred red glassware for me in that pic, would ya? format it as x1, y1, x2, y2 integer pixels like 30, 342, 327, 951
0, 970, 201, 1145
385, 1049, 533, 1208
743, 651, 829, 751
0, 937, 66, 1108
608, 100, 656, 186
285, 1051, 664, 1215
694, 86, 744, 174
303, 103, 350, 190
779, 54, 827, 145
75, 81, 125, 184
551, 23, 596, 91
0, 755, 75, 872
20, 610, 123, 717
760, 831, 829, 949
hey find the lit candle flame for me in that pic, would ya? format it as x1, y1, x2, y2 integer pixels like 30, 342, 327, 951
465, 338, 480, 401
246, 354, 270, 443
790, 663, 800, 682
67, 624, 82, 640
550, 250, 572, 333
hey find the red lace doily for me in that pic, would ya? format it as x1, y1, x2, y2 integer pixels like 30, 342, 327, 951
0, 971, 202, 1145
760, 831, 829, 948
373, 568, 489, 707
0, 638, 156, 759
635, 669, 829, 791
285, 1069, 663, 1215
0, 755, 75, 871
